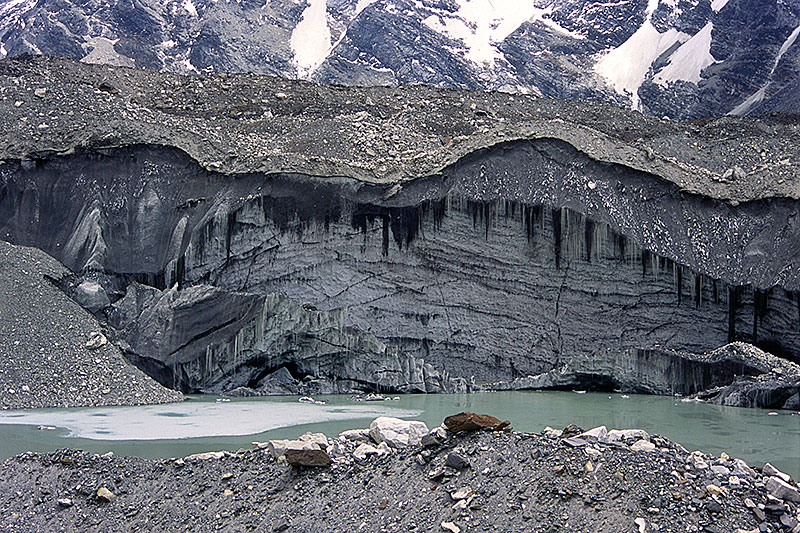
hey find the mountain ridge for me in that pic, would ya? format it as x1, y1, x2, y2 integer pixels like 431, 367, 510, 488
0, 0, 798, 120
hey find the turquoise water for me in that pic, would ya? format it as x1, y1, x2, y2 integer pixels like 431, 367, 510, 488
0, 392, 797, 478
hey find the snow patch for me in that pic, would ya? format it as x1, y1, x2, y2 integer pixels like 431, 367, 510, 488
290, 0, 332, 78
654, 22, 717, 86
354, 0, 377, 16
595, 21, 688, 110
710, 0, 730, 12
729, 86, 766, 116
0, 43, 6, 57
180, 57, 198, 73
423, 1, 582, 66
0, 0, 37, 38
183, 0, 198, 17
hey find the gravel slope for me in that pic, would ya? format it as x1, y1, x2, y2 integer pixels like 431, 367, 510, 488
1, 420, 798, 532
0, 240, 183, 409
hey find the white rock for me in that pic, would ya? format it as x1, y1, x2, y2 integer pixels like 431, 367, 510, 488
634, 517, 647, 533
584, 447, 602, 460
732, 459, 756, 477
85, 331, 107, 350
630, 440, 656, 452
577, 425, 608, 442
441, 522, 461, 533
267, 438, 324, 459
339, 428, 371, 442
543, 426, 563, 438
607, 429, 650, 443
352, 442, 390, 460
451, 486, 473, 500
298, 432, 329, 447
185, 451, 226, 460
369, 417, 428, 448
710, 465, 731, 477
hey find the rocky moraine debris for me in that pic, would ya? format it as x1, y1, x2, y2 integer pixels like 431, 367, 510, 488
0, 240, 183, 409
1, 412, 799, 532
0, 55, 799, 202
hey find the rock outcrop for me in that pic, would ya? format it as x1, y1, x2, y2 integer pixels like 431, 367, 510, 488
0, 241, 183, 409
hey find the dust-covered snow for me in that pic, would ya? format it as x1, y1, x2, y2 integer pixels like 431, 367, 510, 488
653, 22, 717, 86
290, 0, 332, 78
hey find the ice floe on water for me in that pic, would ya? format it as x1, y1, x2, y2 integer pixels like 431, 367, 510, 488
0, 399, 421, 441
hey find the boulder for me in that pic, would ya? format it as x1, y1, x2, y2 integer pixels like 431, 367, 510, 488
369, 417, 428, 448
443, 412, 501, 433
85, 331, 107, 350
710, 465, 731, 477
74, 281, 110, 312
577, 425, 608, 442
185, 451, 226, 461
445, 451, 470, 470
607, 429, 650, 443
763, 463, 792, 483
339, 429, 371, 443
421, 426, 448, 448
96, 487, 115, 502
561, 424, 584, 438
284, 448, 332, 467
353, 442, 391, 461
267, 435, 328, 460
630, 440, 656, 452
766, 477, 800, 502
732, 459, 756, 478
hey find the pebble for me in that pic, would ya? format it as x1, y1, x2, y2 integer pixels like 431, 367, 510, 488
451, 486, 473, 501
441, 521, 460, 533
445, 452, 469, 470
96, 487, 115, 502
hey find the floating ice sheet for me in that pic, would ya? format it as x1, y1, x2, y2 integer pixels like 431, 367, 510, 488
0, 399, 421, 441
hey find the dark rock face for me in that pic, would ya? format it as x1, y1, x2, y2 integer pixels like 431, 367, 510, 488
493, 342, 800, 410
1, 141, 799, 395
109, 282, 463, 394
1, 0, 799, 119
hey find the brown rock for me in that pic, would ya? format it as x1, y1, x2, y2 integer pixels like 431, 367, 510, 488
284, 448, 332, 467
443, 412, 501, 433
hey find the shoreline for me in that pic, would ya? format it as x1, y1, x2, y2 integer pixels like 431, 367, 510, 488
1, 413, 798, 532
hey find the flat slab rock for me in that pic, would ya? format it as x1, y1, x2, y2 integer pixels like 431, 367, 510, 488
444, 412, 504, 433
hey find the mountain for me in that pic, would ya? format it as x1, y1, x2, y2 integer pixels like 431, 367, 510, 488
0, 0, 798, 120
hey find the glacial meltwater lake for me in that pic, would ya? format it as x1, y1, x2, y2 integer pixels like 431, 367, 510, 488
1, 392, 798, 478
